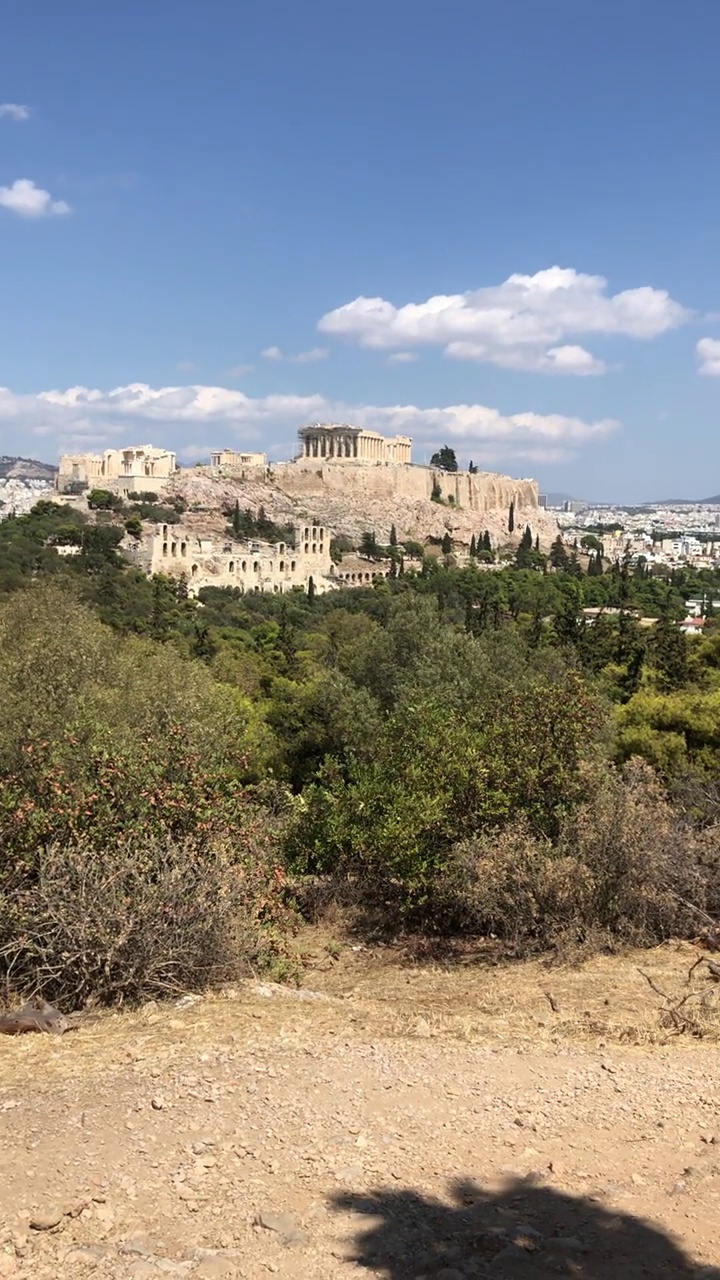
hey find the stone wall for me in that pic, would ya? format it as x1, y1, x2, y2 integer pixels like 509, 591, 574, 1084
123, 518, 335, 595
272, 461, 541, 519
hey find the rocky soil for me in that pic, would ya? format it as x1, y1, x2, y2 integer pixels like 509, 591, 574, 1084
165, 470, 558, 552
1, 947, 720, 1279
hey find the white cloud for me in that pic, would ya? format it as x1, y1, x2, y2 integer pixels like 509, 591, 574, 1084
697, 337, 720, 377
0, 380, 618, 466
318, 266, 689, 374
291, 347, 328, 364
261, 345, 328, 363
176, 361, 196, 373
0, 178, 70, 218
224, 363, 254, 379
0, 103, 29, 121
388, 351, 418, 364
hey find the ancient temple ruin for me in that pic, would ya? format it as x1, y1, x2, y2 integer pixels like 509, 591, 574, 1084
297, 423, 412, 465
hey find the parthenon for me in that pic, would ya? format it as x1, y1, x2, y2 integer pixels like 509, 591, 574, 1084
297, 423, 412, 465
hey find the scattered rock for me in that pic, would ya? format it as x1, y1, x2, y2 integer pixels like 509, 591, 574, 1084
193, 1259, 238, 1278
546, 1235, 588, 1253
29, 1209, 63, 1232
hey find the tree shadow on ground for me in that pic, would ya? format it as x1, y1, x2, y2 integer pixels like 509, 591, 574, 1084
330, 1176, 719, 1278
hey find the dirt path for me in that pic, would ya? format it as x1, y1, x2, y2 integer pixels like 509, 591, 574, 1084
1, 945, 720, 1278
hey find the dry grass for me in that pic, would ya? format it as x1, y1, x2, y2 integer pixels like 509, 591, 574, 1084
4, 931, 720, 1096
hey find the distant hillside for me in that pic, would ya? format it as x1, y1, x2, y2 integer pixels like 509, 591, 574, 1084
653, 495, 720, 506
0, 456, 57, 481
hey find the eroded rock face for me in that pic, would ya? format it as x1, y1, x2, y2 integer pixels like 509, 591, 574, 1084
165, 462, 558, 552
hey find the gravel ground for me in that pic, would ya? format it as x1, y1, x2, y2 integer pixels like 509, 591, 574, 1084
1, 975, 720, 1278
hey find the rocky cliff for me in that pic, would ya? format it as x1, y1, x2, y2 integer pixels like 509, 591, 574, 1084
167, 460, 558, 550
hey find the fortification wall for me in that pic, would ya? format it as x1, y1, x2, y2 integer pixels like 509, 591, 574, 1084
271, 462, 540, 517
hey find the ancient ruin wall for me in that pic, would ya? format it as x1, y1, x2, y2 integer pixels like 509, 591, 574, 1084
271, 461, 540, 517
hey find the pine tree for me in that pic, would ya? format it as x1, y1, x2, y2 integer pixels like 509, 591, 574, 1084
549, 535, 570, 571
652, 605, 688, 691
508, 501, 515, 534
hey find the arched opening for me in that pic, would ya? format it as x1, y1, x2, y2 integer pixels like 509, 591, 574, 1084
171, 542, 177, 557
241, 560, 247, 571
253, 561, 259, 572
290, 560, 296, 571
304, 543, 309, 554
162, 543, 168, 557
181, 541, 187, 557
191, 564, 198, 577
312, 543, 317, 553
228, 561, 235, 573
279, 560, 285, 571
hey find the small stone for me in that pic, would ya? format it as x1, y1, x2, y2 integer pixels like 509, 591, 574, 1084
0, 1255, 18, 1278
29, 1209, 63, 1232
257, 1211, 296, 1236
151, 1096, 166, 1111
490, 1243, 531, 1267
194, 1260, 238, 1279
119, 1239, 155, 1257
334, 1164, 363, 1182
546, 1236, 588, 1253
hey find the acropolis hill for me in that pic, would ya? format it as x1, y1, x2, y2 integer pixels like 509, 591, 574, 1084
206, 428, 551, 535
56, 424, 559, 593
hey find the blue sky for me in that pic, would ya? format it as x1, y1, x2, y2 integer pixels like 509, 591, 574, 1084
1, 0, 720, 501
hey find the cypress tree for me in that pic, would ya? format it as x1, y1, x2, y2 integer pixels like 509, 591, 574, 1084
232, 499, 241, 536
441, 532, 453, 556
469, 534, 477, 557
389, 523, 398, 547
508, 500, 515, 533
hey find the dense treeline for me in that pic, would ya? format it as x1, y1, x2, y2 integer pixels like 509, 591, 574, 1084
1, 500, 720, 1003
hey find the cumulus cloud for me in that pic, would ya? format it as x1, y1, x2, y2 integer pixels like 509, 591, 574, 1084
318, 266, 689, 374
697, 337, 720, 376
388, 351, 418, 364
0, 380, 618, 466
261, 345, 328, 363
0, 103, 29, 121
0, 178, 70, 218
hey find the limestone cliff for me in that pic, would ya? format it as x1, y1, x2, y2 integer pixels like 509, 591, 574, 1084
166, 461, 558, 550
